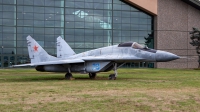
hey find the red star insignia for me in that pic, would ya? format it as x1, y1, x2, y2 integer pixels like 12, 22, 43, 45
33, 45, 38, 52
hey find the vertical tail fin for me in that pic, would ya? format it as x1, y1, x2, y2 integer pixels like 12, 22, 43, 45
56, 36, 76, 59
27, 35, 57, 63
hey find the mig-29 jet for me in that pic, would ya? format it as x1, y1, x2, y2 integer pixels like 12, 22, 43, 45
13, 36, 180, 80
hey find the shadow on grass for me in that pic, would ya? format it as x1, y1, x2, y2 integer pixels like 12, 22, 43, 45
0, 76, 135, 82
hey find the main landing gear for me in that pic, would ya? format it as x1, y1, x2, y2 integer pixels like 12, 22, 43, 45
109, 63, 118, 80
65, 68, 73, 80
89, 73, 96, 79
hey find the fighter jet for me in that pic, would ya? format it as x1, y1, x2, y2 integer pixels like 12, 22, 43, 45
13, 35, 180, 80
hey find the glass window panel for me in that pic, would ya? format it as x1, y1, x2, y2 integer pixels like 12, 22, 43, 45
121, 5, 131, 10
34, 7, 44, 13
3, 27, 15, 33
45, 48, 55, 55
113, 11, 121, 17
3, 12, 15, 18
45, 41, 55, 47
45, 28, 54, 34
24, 6, 33, 12
17, 20, 23, 26
34, 28, 44, 34
75, 35, 84, 42
131, 18, 139, 24
45, 0, 54, 6
32, 34, 44, 41
3, 5, 15, 11
139, 12, 147, 18
65, 29, 74, 35
17, 13, 23, 19
139, 18, 148, 24
113, 4, 121, 10
55, 21, 64, 27
139, 31, 148, 37
65, 35, 74, 41
24, 20, 33, 26
122, 18, 130, 23
45, 7, 55, 14
122, 31, 130, 36
34, 13, 44, 20
113, 17, 121, 23
85, 36, 93, 42
24, 0, 34, 5
55, 0, 64, 7
139, 25, 147, 30
34, 0, 45, 6
3, 41, 15, 47
45, 14, 54, 20
24, 13, 33, 19
75, 43, 84, 48
23, 27, 33, 33
94, 43, 104, 48
17, 0, 23, 5
17, 41, 27, 47
75, 22, 84, 28
65, 22, 74, 28
65, 2, 75, 8
104, 3, 112, 10
122, 11, 130, 17
131, 31, 139, 36
45, 20, 54, 27
3, 19, 15, 26
3, 0, 16, 4
34, 20, 44, 27
55, 28, 64, 35
44, 35, 56, 41
55, 14, 64, 21
131, 24, 139, 30
3, 34, 15, 41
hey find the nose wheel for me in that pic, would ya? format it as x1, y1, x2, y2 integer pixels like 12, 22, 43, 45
109, 63, 118, 80
109, 74, 116, 80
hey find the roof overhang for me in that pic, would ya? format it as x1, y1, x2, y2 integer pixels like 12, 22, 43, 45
182, 0, 200, 10
123, 0, 157, 16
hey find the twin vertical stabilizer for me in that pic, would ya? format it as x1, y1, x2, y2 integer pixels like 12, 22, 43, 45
26, 35, 75, 64
56, 36, 76, 59
27, 35, 57, 63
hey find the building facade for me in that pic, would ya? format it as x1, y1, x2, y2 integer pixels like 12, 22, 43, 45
0, 0, 199, 68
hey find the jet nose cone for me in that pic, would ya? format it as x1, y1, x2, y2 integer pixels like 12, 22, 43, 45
156, 50, 180, 62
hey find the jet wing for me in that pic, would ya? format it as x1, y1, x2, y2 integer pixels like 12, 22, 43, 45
12, 59, 84, 67
82, 56, 145, 62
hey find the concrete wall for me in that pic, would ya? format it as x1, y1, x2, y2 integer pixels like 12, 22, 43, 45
155, 0, 200, 68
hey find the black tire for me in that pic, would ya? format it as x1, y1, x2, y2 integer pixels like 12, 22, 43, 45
65, 73, 73, 80
89, 73, 96, 79
109, 74, 116, 80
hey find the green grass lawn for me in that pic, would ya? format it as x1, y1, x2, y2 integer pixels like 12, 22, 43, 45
0, 68, 200, 112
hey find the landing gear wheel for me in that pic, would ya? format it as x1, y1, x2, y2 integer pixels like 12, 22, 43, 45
89, 73, 96, 79
65, 73, 73, 80
109, 74, 116, 80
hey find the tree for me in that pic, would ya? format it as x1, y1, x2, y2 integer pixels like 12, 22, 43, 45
144, 33, 153, 48
189, 27, 200, 68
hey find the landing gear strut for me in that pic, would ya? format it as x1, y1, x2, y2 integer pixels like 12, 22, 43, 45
65, 67, 73, 80
109, 63, 117, 80
89, 73, 96, 79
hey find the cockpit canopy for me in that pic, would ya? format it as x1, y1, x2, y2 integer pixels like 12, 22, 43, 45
118, 42, 145, 49
118, 42, 157, 53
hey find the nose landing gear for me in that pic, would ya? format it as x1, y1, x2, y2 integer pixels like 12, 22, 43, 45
109, 63, 117, 80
